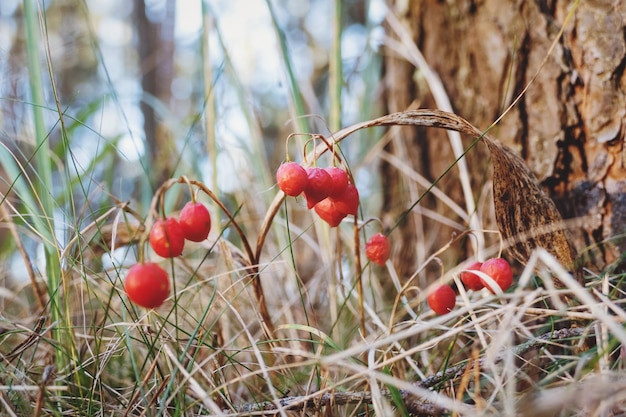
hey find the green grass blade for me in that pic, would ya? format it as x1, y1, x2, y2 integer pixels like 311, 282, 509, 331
23, 0, 68, 372
329, 0, 343, 131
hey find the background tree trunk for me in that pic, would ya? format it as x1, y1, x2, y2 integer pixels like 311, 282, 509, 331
383, 0, 626, 274
135, 0, 177, 188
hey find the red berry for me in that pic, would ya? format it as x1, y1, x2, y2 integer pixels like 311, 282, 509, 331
365, 233, 391, 266
179, 202, 211, 242
325, 167, 349, 198
460, 261, 484, 291
479, 258, 513, 293
124, 262, 170, 308
332, 183, 359, 216
303, 167, 332, 209
427, 284, 456, 315
149, 217, 185, 258
276, 162, 308, 197
314, 198, 347, 227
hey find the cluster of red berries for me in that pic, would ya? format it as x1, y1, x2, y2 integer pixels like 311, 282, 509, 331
427, 258, 513, 315
276, 162, 359, 226
278, 162, 395, 266
124, 201, 212, 309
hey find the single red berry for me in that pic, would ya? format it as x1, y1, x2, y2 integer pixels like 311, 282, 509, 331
325, 167, 349, 198
460, 261, 484, 291
124, 262, 170, 308
303, 167, 332, 209
427, 284, 456, 315
479, 258, 513, 293
332, 183, 359, 216
276, 162, 308, 197
179, 201, 211, 242
365, 233, 391, 266
314, 198, 347, 227
149, 217, 185, 258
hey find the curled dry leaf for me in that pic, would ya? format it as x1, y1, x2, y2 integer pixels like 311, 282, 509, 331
485, 139, 580, 286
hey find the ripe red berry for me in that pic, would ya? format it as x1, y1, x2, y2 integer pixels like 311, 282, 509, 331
303, 167, 332, 209
365, 233, 391, 266
276, 162, 308, 197
479, 258, 513, 293
427, 284, 456, 315
325, 167, 349, 198
314, 198, 347, 227
179, 201, 211, 242
332, 183, 359, 216
124, 262, 170, 308
460, 261, 484, 291
149, 217, 185, 258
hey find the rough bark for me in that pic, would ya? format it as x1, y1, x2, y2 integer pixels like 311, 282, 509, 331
381, 19, 422, 279
384, 0, 626, 272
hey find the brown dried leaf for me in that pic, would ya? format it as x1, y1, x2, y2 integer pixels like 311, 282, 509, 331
484, 139, 579, 285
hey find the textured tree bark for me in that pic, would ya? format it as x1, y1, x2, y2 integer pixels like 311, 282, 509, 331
381, 26, 422, 279
384, 0, 626, 272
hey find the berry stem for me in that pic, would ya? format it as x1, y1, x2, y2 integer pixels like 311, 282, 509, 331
359, 217, 385, 233
157, 186, 168, 220
254, 191, 285, 263
315, 133, 337, 162
181, 175, 197, 204
284, 133, 293, 162
283, 132, 307, 162
302, 136, 316, 166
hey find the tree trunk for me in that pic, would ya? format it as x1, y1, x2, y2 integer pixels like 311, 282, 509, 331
135, 0, 177, 188
383, 0, 626, 273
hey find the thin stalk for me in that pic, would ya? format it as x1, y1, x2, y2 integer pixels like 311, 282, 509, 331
329, 0, 343, 132
201, 7, 220, 225
23, 0, 66, 370
41, 1, 90, 395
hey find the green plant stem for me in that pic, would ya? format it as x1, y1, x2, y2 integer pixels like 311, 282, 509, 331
201, 6, 220, 225
329, 0, 343, 132
23, 0, 66, 370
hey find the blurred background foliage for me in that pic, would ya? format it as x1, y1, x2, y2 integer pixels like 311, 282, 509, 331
0, 0, 386, 282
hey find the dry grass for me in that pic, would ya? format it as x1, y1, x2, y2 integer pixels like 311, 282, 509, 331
2, 128, 624, 416
2, 234, 624, 416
